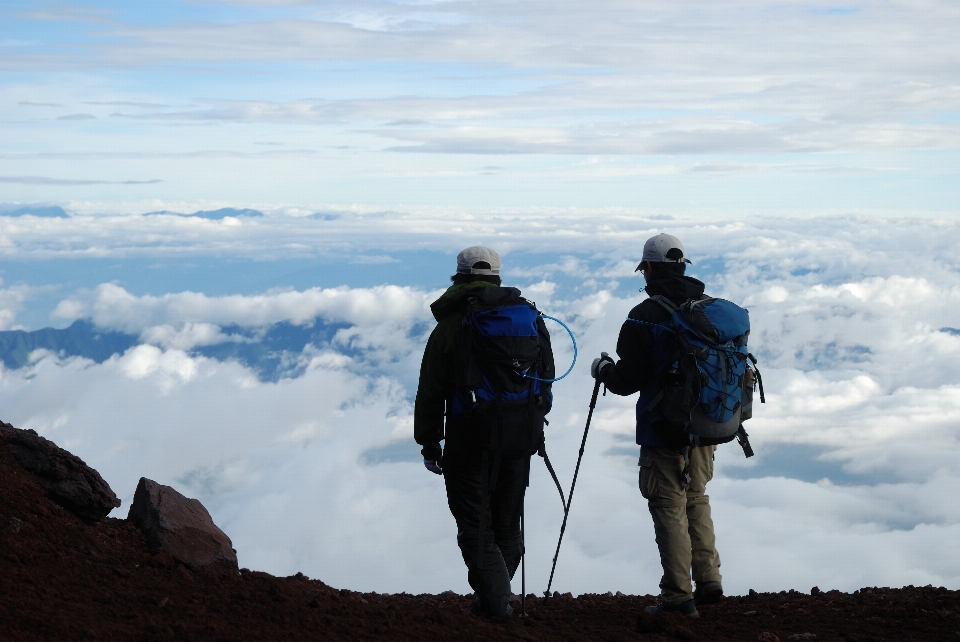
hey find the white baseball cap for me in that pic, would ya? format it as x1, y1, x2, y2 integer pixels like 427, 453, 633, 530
636, 233, 692, 271
456, 246, 501, 275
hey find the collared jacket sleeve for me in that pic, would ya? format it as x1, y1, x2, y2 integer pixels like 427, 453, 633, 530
599, 298, 671, 396
413, 317, 459, 460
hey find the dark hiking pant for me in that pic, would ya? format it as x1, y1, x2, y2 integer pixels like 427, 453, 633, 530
442, 450, 530, 617
639, 445, 722, 606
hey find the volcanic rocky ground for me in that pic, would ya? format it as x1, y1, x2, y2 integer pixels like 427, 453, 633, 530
2, 424, 959, 642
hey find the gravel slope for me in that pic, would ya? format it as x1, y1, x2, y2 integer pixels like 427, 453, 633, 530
2, 429, 958, 642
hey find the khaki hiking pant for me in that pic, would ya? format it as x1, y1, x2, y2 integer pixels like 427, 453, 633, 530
639, 445, 722, 605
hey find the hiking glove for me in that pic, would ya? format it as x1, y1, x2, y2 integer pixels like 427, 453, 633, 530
591, 352, 614, 379
423, 458, 443, 475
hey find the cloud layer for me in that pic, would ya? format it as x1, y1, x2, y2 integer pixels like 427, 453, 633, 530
2, 212, 959, 595
3, 1, 958, 206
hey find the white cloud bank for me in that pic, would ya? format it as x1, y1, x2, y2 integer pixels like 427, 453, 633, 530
53, 283, 438, 334
2, 213, 960, 595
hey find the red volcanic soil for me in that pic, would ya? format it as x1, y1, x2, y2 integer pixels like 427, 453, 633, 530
2, 430, 959, 642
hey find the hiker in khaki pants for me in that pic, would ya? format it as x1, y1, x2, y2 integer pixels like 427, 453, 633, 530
591, 233, 723, 619
640, 445, 722, 609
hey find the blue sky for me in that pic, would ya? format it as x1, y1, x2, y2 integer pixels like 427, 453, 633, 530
1, 0, 959, 598
3, 0, 959, 212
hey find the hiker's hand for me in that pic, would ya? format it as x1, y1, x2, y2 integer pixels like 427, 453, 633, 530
423, 458, 443, 475
591, 352, 614, 379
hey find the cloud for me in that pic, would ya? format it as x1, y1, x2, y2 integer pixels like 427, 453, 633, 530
139, 323, 247, 351
5, 2, 958, 156
0, 151, 319, 161
2, 207, 959, 269
683, 162, 894, 176
0, 176, 163, 186
379, 119, 960, 155
52, 283, 438, 333
0, 283, 34, 331
4, 208, 960, 593
2, 0, 958, 213
3, 306, 959, 595
56, 113, 96, 120
347, 254, 400, 264
44, 92, 958, 156
82, 101, 169, 108
183, 0, 318, 5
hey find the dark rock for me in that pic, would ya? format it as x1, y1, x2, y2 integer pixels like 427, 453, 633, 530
636, 611, 667, 633
2, 422, 120, 522
637, 610, 689, 635
127, 477, 238, 575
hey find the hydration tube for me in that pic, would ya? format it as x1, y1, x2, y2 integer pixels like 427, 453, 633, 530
522, 314, 577, 383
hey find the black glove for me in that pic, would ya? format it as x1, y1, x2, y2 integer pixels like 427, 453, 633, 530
421, 444, 442, 475
591, 352, 614, 379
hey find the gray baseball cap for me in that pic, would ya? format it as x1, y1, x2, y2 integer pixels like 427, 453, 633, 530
636, 233, 692, 271
456, 246, 501, 275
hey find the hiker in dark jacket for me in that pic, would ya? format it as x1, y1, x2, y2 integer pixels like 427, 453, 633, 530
414, 246, 554, 618
591, 233, 722, 619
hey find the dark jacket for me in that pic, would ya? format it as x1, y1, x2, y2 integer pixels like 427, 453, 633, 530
598, 270, 706, 447
414, 281, 554, 460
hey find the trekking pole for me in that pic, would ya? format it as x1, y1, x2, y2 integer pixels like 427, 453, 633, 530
544, 376, 602, 597
520, 505, 528, 617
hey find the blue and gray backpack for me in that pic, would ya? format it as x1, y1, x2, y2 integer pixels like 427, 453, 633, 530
639, 295, 764, 459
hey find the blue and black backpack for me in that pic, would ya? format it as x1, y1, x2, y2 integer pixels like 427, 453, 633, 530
639, 295, 764, 458
450, 287, 558, 571
451, 287, 552, 458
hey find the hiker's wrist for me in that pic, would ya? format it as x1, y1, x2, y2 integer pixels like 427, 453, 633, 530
421, 444, 442, 460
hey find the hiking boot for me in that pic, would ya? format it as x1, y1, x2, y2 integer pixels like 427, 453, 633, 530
643, 599, 699, 619
470, 594, 513, 618
694, 581, 723, 605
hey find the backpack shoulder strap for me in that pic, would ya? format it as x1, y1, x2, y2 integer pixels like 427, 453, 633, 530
651, 293, 711, 316
648, 294, 679, 316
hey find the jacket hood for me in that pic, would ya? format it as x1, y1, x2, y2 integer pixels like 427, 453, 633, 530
429, 281, 500, 321
643, 270, 705, 303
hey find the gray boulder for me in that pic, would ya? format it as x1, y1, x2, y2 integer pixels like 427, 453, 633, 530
128, 477, 238, 574
2, 422, 121, 522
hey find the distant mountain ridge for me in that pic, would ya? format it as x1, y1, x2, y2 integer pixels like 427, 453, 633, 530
0, 319, 348, 382
0, 205, 69, 218
144, 208, 264, 219
0, 321, 138, 370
